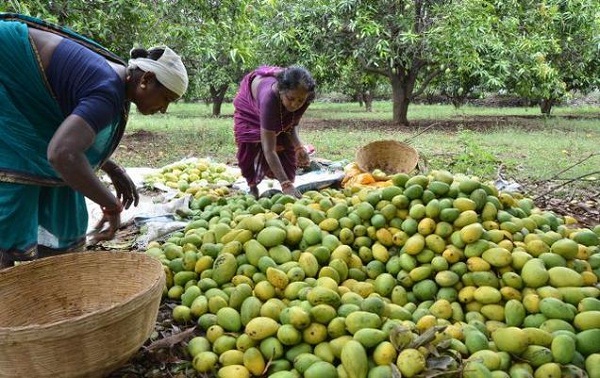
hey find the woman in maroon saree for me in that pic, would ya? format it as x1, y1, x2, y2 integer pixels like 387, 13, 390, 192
233, 66, 315, 198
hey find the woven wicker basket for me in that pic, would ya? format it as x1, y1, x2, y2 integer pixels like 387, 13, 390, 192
0, 251, 165, 378
355, 140, 419, 174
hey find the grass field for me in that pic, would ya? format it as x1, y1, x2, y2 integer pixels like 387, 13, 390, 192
115, 101, 600, 198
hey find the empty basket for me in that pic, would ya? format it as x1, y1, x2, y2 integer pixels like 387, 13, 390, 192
0, 251, 165, 378
355, 140, 419, 174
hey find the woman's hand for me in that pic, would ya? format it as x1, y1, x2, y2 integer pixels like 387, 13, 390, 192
282, 184, 302, 198
296, 147, 310, 168
281, 180, 302, 198
105, 166, 139, 209
87, 203, 122, 245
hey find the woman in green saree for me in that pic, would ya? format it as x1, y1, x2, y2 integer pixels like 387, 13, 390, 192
0, 14, 189, 268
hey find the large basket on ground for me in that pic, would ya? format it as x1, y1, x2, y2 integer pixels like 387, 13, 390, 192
355, 139, 419, 174
0, 251, 165, 378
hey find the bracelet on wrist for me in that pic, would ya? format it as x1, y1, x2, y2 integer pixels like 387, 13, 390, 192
102, 201, 123, 216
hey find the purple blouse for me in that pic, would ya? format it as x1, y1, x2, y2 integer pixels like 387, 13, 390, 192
233, 66, 309, 144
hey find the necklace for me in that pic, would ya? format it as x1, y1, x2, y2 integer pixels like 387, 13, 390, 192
279, 98, 295, 134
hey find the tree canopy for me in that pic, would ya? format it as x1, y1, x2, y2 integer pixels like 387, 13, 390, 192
3, 0, 599, 123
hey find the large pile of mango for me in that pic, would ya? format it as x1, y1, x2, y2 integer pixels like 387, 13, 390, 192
144, 158, 240, 197
145, 169, 600, 378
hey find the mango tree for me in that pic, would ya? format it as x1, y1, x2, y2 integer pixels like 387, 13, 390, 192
429, 0, 513, 108
503, 0, 600, 114
6, 0, 214, 105
4, 0, 158, 58
159, 0, 259, 115
333, 63, 382, 111
258, 0, 504, 126
438, 0, 600, 115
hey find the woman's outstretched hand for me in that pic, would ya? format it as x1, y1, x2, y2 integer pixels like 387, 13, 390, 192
106, 166, 139, 209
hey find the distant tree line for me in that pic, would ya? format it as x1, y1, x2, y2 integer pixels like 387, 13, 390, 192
3, 0, 598, 125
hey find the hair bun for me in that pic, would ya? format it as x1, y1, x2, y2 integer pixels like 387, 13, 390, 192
130, 47, 149, 59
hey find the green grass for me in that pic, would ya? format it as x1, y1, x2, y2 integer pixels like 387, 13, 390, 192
307, 101, 600, 119
116, 101, 600, 193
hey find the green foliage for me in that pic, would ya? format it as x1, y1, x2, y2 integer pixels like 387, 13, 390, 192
5, 0, 159, 58
6, 0, 260, 110
4, 0, 599, 121
159, 0, 259, 108
506, 0, 600, 113
437, 0, 600, 114
255, 0, 455, 124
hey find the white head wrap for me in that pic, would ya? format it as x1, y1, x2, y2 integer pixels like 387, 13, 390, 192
128, 46, 188, 98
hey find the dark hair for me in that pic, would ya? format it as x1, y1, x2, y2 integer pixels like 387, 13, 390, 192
128, 47, 166, 86
277, 66, 316, 98
129, 47, 165, 60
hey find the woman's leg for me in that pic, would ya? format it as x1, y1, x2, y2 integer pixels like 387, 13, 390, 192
237, 142, 267, 197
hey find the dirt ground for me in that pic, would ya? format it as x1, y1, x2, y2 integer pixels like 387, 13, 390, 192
106, 114, 599, 377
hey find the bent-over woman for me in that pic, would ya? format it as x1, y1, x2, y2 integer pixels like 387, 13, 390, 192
233, 65, 316, 198
0, 13, 188, 268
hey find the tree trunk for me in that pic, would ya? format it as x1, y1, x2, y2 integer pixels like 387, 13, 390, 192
451, 95, 466, 109
539, 98, 554, 115
364, 90, 373, 112
210, 84, 229, 117
390, 74, 411, 125
356, 92, 364, 107
212, 100, 223, 117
